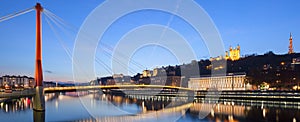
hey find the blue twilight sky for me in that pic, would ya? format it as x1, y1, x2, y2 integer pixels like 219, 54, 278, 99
0, 0, 299, 82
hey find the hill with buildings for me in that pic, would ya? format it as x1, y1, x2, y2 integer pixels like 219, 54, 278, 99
228, 52, 300, 88
95, 34, 300, 90
130, 51, 300, 90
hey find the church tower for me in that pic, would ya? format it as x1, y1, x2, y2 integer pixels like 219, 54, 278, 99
228, 45, 241, 61
289, 32, 294, 54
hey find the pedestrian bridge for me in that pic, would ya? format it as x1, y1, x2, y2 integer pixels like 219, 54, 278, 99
0, 85, 194, 99
43, 85, 194, 93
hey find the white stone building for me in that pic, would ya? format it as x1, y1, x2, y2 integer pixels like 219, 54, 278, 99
188, 73, 248, 91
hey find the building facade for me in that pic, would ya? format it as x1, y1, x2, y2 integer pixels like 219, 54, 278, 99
113, 74, 132, 85
0, 77, 2, 87
97, 76, 116, 85
226, 45, 241, 61
210, 45, 241, 61
149, 76, 182, 87
1, 75, 34, 88
44, 81, 57, 87
142, 70, 152, 77
188, 73, 248, 90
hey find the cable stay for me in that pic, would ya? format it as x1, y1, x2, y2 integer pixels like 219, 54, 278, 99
44, 11, 122, 80
98, 43, 140, 74
45, 11, 114, 76
101, 48, 137, 75
44, 13, 95, 81
43, 9, 147, 76
99, 43, 146, 70
44, 16, 72, 59
43, 10, 77, 33
0, 5, 147, 78
95, 57, 113, 74
0, 7, 34, 23
43, 10, 77, 40
44, 9, 147, 70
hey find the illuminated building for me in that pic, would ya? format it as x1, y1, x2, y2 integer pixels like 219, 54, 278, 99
1, 75, 35, 88
113, 74, 132, 85
97, 76, 116, 85
0, 77, 2, 87
292, 57, 300, 65
226, 45, 241, 61
43, 81, 59, 87
150, 76, 182, 87
153, 68, 158, 76
289, 33, 294, 54
142, 70, 151, 77
210, 45, 241, 61
26, 77, 35, 88
188, 73, 248, 90
151, 68, 167, 77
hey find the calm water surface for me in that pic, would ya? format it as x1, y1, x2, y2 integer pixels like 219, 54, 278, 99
0, 91, 299, 122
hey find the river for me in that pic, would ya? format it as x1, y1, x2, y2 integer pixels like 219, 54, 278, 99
0, 91, 299, 122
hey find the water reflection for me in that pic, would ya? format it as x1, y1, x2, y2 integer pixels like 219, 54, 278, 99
190, 98, 300, 122
0, 91, 300, 121
33, 110, 45, 122
0, 97, 32, 113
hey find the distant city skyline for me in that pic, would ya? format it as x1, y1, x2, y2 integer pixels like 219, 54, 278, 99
0, 0, 299, 81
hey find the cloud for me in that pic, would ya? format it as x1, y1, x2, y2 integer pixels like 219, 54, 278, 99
44, 70, 54, 74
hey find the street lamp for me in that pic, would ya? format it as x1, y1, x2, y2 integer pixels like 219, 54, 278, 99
293, 77, 296, 90
297, 79, 299, 91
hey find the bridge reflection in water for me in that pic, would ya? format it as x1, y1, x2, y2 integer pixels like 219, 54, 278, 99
45, 91, 194, 122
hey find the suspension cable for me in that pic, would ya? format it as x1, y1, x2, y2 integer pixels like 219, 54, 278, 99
44, 9, 147, 71
45, 11, 113, 75
95, 57, 113, 74
45, 12, 114, 78
45, 18, 71, 58
0, 7, 34, 23
44, 9, 156, 77
101, 49, 137, 74
100, 42, 146, 70
45, 14, 94, 80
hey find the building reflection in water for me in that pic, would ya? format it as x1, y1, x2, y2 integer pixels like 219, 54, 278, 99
0, 97, 32, 113
190, 98, 300, 122
65, 91, 193, 121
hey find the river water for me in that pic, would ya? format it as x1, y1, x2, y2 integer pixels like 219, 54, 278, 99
0, 91, 299, 122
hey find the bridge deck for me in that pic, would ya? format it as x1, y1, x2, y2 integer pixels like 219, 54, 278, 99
1, 85, 299, 102
43, 85, 193, 93
0, 89, 35, 98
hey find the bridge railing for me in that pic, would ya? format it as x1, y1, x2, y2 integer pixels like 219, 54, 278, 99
0, 88, 35, 98
43, 85, 194, 93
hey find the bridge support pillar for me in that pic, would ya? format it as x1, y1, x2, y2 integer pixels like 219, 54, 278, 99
33, 105, 45, 122
33, 86, 45, 111
187, 91, 195, 102
33, 3, 45, 112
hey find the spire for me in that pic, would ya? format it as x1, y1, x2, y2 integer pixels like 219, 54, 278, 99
288, 32, 294, 54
